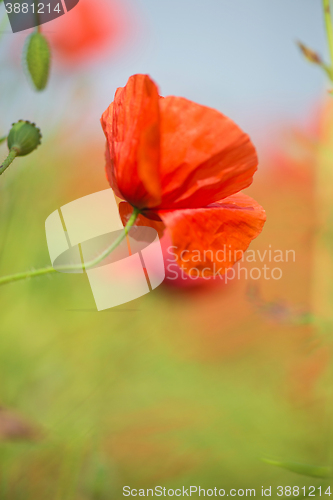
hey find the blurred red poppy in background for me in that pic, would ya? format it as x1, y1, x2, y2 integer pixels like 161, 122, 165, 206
48, 0, 128, 64
101, 74, 266, 277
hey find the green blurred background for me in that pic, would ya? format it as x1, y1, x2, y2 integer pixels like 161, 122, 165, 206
0, 0, 331, 497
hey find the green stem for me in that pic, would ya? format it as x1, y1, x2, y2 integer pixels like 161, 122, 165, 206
0, 136, 7, 145
0, 4, 8, 44
0, 207, 140, 287
0, 149, 18, 176
34, 0, 41, 32
323, 0, 333, 80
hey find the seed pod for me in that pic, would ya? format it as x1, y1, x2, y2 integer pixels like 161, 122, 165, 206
7, 121, 42, 156
25, 32, 51, 91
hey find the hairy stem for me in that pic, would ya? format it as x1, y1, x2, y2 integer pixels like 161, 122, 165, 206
0, 5, 8, 43
0, 207, 140, 287
34, 0, 41, 32
323, 0, 333, 79
0, 148, 18, 176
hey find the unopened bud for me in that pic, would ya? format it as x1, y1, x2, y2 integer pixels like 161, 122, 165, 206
25, 32, 51, 91
7, 121, 42, 156
297, 41, 322, 65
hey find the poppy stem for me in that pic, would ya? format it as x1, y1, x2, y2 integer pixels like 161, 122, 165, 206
0, 148, 18, 176
0, 207, 141, 287
0, 6, 9, 44
34, 0, 41, 32
323, 0, 333, 80
0, 135, 7, 145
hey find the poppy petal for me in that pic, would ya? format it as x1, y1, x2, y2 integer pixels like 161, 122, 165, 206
119, 201, 165, 239
101, 74, 161, 209
158, 97, 258, 209
49, 0, 126, 64
104, 141, 123, 199
157, 193, 266, 276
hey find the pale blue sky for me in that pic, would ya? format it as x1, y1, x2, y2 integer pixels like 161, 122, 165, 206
0, 0, 328, 150
98, 0, 327, 145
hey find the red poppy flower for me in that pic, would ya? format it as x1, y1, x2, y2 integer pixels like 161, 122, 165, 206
101, 74, 266, 277
49, 0, 127, 64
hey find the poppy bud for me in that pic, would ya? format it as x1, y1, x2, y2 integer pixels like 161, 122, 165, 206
7, 121, 42, 156
297, 41, 322, 65
25, 32, 51, 91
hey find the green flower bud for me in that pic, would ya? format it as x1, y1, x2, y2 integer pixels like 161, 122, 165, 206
7, 121, 42, 156
25, 32, 51, 91
297, 41, 322, 65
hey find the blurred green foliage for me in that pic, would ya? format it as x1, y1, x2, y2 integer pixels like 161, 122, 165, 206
0, 131, 330, 498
